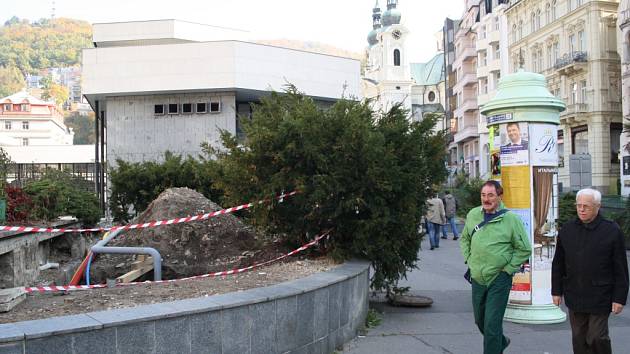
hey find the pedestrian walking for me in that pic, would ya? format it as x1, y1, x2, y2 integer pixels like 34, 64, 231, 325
551, 188, 629, 354
441, 190, 459, 240
426, 195, 446, 250
460, 180, 531, 354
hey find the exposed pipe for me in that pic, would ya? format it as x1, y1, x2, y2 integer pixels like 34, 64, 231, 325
89, 228, 162, 282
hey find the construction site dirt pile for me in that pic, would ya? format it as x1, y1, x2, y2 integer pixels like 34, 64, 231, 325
90, 187, 287, 282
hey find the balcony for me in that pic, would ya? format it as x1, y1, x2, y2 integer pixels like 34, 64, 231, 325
554, 51, 588, 76
454, 99, 478, 117
487, 30, 500, 44
454, 124, 479, 144
454, 73, 477, 92
607, 102, 621, 112
560, 103, 588, 117
453, 47, 476, 68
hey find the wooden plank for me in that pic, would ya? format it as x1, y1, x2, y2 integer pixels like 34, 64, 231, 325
116, 256, 153, 283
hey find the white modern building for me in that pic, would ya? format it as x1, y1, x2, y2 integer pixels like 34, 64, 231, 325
82, 19, 361, 166
0, 91, 74, 146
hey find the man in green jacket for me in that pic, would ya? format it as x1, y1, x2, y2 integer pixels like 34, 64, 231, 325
460, 180, 531, 354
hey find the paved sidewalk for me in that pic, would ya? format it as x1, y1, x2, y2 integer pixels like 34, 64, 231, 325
343, 235, 630, 354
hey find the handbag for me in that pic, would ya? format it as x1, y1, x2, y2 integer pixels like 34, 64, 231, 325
464, 209, 508, 284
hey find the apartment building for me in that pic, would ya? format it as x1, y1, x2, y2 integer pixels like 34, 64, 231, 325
506, 0, 622, 193
443, 18, 460, 174
0, 91, 74, 146
619, 0, 630, 195
473, 0, 511, 177
451, 0, 481, 178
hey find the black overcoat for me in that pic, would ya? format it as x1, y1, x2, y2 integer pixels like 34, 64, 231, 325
551, 214, 629, 314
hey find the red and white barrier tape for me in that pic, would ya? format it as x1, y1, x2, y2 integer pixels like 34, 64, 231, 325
24, 230, 329, 293
1, 191, 298, 234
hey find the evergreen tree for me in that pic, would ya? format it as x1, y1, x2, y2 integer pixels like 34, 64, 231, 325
210, 86, 448, 291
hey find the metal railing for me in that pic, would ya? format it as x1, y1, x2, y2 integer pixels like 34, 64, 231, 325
554, 51, 588, 70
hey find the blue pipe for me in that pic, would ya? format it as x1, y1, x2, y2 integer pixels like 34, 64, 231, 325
85, 252, 94, 285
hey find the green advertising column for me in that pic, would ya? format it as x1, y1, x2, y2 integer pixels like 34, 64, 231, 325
481, 70, 566, 324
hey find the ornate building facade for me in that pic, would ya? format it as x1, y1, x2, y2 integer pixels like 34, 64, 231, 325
618, 0, 630, 195
451, 0, 481, 177
506, 0, 622, 193
363, 1, 446, 131
474, 0, 511, 177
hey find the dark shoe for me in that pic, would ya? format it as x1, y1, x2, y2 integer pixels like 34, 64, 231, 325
430, 247, 435, 250
453, 237, 459, 240
440, 236, 447, 239
435, 245, 439, 248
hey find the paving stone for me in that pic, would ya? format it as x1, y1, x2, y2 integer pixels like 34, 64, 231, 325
0, 323, 24, 343
72, 328, 116, 354
116, 322, 155, 354
190, 312, 221, 354
250, 301, 276, 354
276, 296, 298, 353
0, 341, 23, 354
296, 292, 315, 347
328, 283, 341, 331
24, 333, 72, 354
86, 302, 179, 327
313, 288, 329, 340
155, 316, 191, 354
14, 314, 101, 339
221, 306, 251, 354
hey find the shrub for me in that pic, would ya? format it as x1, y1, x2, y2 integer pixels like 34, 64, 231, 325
108, 152, 223, 222
557, 192, 577, 229
450, 173, 484, 217
22, 170, 100, 225
5, 186, 33, 222
211, 86, 448, 291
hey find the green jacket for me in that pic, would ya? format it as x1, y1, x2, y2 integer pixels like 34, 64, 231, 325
460, 204, 531, 286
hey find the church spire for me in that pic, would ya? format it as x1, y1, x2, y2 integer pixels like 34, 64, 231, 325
372, 0, 382, 29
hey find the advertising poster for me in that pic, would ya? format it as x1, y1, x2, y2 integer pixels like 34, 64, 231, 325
530, 124, 558, 166
489, 126, 501, 179
510, 262, 532, 304
500, 165, 531, 209
509, 208, 533, 304
499, 122, 529, 166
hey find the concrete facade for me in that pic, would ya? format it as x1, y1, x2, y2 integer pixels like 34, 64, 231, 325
506, 0, 622, 193
82, 20, 361, 167
0, 261, 369, 354
0, 221, 82, 289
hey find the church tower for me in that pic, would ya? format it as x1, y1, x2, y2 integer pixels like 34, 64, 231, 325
363, 0, 413, 113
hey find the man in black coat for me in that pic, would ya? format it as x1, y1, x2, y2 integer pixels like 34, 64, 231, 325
552, 188, 629, 354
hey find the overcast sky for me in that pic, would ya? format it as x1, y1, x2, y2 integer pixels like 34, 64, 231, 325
4, 0, 464, 63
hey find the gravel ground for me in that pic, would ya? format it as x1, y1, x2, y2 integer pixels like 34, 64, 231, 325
0, 257, 339, 324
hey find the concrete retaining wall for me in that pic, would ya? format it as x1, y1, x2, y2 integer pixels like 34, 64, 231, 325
0, 260, 369, 354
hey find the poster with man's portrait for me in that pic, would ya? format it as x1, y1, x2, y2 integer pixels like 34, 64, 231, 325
500, 122, 529, 166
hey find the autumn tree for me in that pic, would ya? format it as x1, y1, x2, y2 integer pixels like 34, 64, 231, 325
42, 81, 69, 107
0, 65, 25, 97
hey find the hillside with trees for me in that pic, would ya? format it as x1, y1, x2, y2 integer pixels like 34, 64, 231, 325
0, 17, 92, 97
